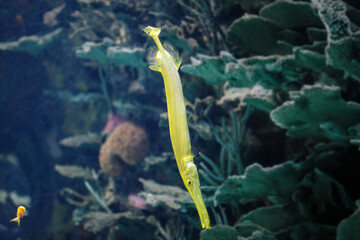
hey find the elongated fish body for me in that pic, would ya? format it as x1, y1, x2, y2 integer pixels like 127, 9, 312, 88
144, 26, 210, 229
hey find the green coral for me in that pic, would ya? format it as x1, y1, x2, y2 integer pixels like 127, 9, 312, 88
214, 161, 311, 206
312, 0, 360, 80
76, 38, 146, 67
270, 85, 360, 139
0, 28, 62, 55
200, 225, 240, 240
227, 14, 291, 55
181, 51, 236, 85
336, 203, 360, 240
226, 55, 306, 89
259, 0, 322, 29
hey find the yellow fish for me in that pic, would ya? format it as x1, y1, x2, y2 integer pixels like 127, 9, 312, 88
10, 206, 26, 226
144, 26, 210, 229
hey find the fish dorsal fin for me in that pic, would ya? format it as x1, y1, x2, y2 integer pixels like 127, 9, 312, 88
146, 46, 161, 72
164, 42, 182, 70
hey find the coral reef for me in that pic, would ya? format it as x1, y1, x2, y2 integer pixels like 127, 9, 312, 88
1, 0, 360, 239
0, 28, 63, 55
270, 84, 360, 140
138, 178, 190, 210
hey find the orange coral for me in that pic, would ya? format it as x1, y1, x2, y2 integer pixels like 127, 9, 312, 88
99, 121, 149, 176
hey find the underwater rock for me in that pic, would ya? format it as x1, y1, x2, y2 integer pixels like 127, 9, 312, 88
214, 161, 311, 206
200, 225, 239, 240
55, 165, 94, 180
227, 14, 291, 55
0, 28, 62, 56
99, 121, 149, 176
181, 51, 236, 85
259, 0, 323, 29
336, 203, 360, 240
226, 55, 306, 89
270, 85, 360, 139
138, 178, 189, 210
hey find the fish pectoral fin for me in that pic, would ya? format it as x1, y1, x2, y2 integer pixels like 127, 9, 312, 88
146, 46, 161, 72
164, 42, 182, 69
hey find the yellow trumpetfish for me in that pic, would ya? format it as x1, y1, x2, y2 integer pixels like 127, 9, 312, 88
144, 26, 210, 229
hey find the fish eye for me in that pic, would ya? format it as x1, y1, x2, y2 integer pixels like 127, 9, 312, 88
188, 179, 192, 186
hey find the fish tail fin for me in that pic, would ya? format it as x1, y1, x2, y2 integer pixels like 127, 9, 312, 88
10, 217, 20, 226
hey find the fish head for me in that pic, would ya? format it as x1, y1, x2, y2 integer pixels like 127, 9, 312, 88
182, 159, 210, 229
17, 206, 26, 217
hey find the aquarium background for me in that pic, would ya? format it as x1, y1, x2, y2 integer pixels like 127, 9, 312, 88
1, 0, 360, 239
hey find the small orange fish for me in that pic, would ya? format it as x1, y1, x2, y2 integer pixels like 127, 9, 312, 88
10, 206, 26, 226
